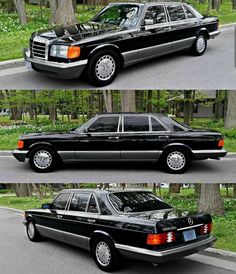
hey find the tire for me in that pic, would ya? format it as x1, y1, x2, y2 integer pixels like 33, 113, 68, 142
190, 33, 207, 56
29, 146, 58, 173
26, 220, 41, 242
86, 50, 120, 87
162, 148, 190, 174
92, 237, 119, 272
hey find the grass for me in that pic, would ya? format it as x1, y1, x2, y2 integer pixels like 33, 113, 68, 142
0, 187, 235, 252
0, 2, 235, 61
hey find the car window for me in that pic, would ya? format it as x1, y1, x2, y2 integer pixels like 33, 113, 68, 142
52, 193, 70, 210
160, 116, 185, 131
151, 117, 166, 131
167, 4, 186, 22
69, 193, 90, 212
124, 116, 149, 132
88, 116, 119, 133
183, 5, 195, 19
87, 195, 99, 213
145, 5, 166, 24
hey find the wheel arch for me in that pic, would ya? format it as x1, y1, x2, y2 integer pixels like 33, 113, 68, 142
196, 28, 210, 39
162, 143, 194, 158
89, 230, 115, 250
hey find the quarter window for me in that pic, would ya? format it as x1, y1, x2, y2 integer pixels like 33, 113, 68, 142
124, 116, 149, 132
88, 116, 119, 133
69, 193, 90, 212
183, 6, 195, 19
145, 5, 166, 24
88, 195, 99, 213
151, 117, 166, 131
167, 4, 186, 21
52, 193, 70, 210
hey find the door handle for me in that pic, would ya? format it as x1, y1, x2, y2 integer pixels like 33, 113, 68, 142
158, 136, 169, 139
87, 219, 96, 223
108, 136, 119, 140
57, 215, 63, 219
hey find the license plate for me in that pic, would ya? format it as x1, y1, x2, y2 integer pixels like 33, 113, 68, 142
183, 229, 196, 242
25, 61, 32, 70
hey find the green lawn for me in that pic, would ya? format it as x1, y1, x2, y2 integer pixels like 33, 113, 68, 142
0, 187, 235, 252
0, 2, 235, 61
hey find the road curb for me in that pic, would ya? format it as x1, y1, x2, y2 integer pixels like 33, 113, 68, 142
0, 206, 24, 213
0, 58, 24, 70
203, 247, 236, 262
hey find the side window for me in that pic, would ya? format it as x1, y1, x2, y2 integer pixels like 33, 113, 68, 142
52, 193, 70, 210
183, 6, 195, 19
88, 195, 99, 213
88, 117, 119, 133
124, 116, 149, 132
145, 5, 166, 24
167, 4, 186, 22
151, 118, 166, 131
69, 193, 90, 212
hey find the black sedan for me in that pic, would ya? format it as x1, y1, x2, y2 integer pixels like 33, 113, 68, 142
24, 189, 216, 272
24, 2, 220, 86
13, 113, 227, 173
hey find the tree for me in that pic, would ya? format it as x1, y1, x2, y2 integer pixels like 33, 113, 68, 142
14, 0, 27, 24
120, 91, 136, 112
225, 91, 236, 129
198, 184, 224, 215
103, 91, 113, 112
183, 91, 192, 125
49, 0, 77, 25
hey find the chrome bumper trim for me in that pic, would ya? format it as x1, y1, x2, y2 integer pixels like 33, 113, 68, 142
209, 30, 220, 39
192, 149, 227, 154
115, 236, 216, 257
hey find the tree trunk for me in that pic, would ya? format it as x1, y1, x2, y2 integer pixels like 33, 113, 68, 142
71, 90, 78, 119
198, 184, 224, 215
120, 91, 136, 112
147, 90, 153, 112
14, 0, 27, 24
169, 184, 181, 194
194, 184, 201, 196
233, 0, 236, 10
103, 91, 113, 112
225, 91, 236, 129
183, 91, 192, 126
50, 0, 77, 25
233, 184, 236, 199
157, 91, 161, 113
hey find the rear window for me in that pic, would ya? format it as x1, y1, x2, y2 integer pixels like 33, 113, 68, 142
108, 191, 172, 213
160, 116, 186, 131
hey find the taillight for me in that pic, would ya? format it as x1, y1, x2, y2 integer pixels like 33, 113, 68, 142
199, 223, 212, 235
218, 139, 224, 148
17, 140, 24, 149
147, 231, 176, 245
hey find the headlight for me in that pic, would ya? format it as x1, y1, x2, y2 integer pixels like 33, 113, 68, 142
50, 45, 81, 59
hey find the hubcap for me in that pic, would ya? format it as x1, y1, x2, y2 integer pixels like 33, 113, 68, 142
33, 150, 52, 169
167, 151, 186, 170
96, 241, 111, 267
28, 222, 35, 239
95, 55, 116, 81
196, 36, 206, 53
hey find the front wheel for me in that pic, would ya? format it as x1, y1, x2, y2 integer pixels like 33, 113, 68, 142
92, 237, 119, 272
190, 33, 207, 56
86, 50, 120, 87
162, 149, 190, 174
26, 220, 41, 242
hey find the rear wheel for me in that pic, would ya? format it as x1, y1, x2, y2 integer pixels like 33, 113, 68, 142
92, 237, 119, 272
29, 146, 58, 173
26, 220, 41, 242
162, 148, 190, 174
190, 33, 207, 56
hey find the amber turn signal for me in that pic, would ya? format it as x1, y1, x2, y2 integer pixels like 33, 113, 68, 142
17, 140, 24, 149
218, 139, 224, 147
67, 46, 81, 59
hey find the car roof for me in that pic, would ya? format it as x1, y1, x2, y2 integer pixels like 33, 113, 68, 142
60, 188, 151, 194
95, 112, 167, 117
110, 2, 188, 5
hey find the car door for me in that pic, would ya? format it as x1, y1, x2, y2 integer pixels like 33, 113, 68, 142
137, 4, 172, 60
62, 192, 101, 249
75, 115, 121, 160
166, 3, 198, 50
37, 192, 71, 241
119, 114, 170, 160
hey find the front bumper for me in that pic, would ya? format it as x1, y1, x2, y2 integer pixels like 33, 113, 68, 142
209, 30, 220, 39
12, 150, 29, 162
192, 149, 227, 160
115, 236, 216, 264
24, 49, 88, 79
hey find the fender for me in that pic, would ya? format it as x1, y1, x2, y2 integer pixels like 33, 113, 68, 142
29, 142, 55, 150
89, 230, 115, 247
196, 27, 209, 38
163, 143, 193, 153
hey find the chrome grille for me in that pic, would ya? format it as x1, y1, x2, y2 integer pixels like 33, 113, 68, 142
30, 37, 48, 60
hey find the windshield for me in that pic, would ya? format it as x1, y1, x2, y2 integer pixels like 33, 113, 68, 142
109, 191, 173, 213
92, 5, 140, 28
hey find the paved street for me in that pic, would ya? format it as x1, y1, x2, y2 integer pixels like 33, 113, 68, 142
0, 25, 235, 90
0, 207, 235, 274
0, 154, 236, 184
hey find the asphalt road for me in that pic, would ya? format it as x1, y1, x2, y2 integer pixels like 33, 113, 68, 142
0, 154, 236, 184
0, 25, 235, 90
0, 207, 235, 274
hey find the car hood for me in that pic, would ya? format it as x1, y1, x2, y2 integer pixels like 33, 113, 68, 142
20, 131, 74, 140
32, 22, 123, 43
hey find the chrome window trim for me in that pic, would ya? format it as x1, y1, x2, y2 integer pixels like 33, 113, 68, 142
177, 223, 203, 231
165, 116, 188, 131
150, 115, 170, 132
182, 4, 196, 19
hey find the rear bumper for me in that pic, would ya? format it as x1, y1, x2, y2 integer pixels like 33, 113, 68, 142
24, 49, 87, 79
115, 236, 216, 263
209, 30, 220, 39
12, 150, 28, 162
192, 149, 227, 160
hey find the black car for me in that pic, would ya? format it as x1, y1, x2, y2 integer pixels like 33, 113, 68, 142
24, 189, 216, 271
24, 2, 220, 86
13, 113, 227, 173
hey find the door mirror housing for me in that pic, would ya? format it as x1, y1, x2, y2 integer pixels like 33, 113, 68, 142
42, 203, 52, 209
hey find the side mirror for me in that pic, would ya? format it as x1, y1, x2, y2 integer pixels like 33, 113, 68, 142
144, 19, 154, 26
42, 203, 52, 209
83, 127, 89, 134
